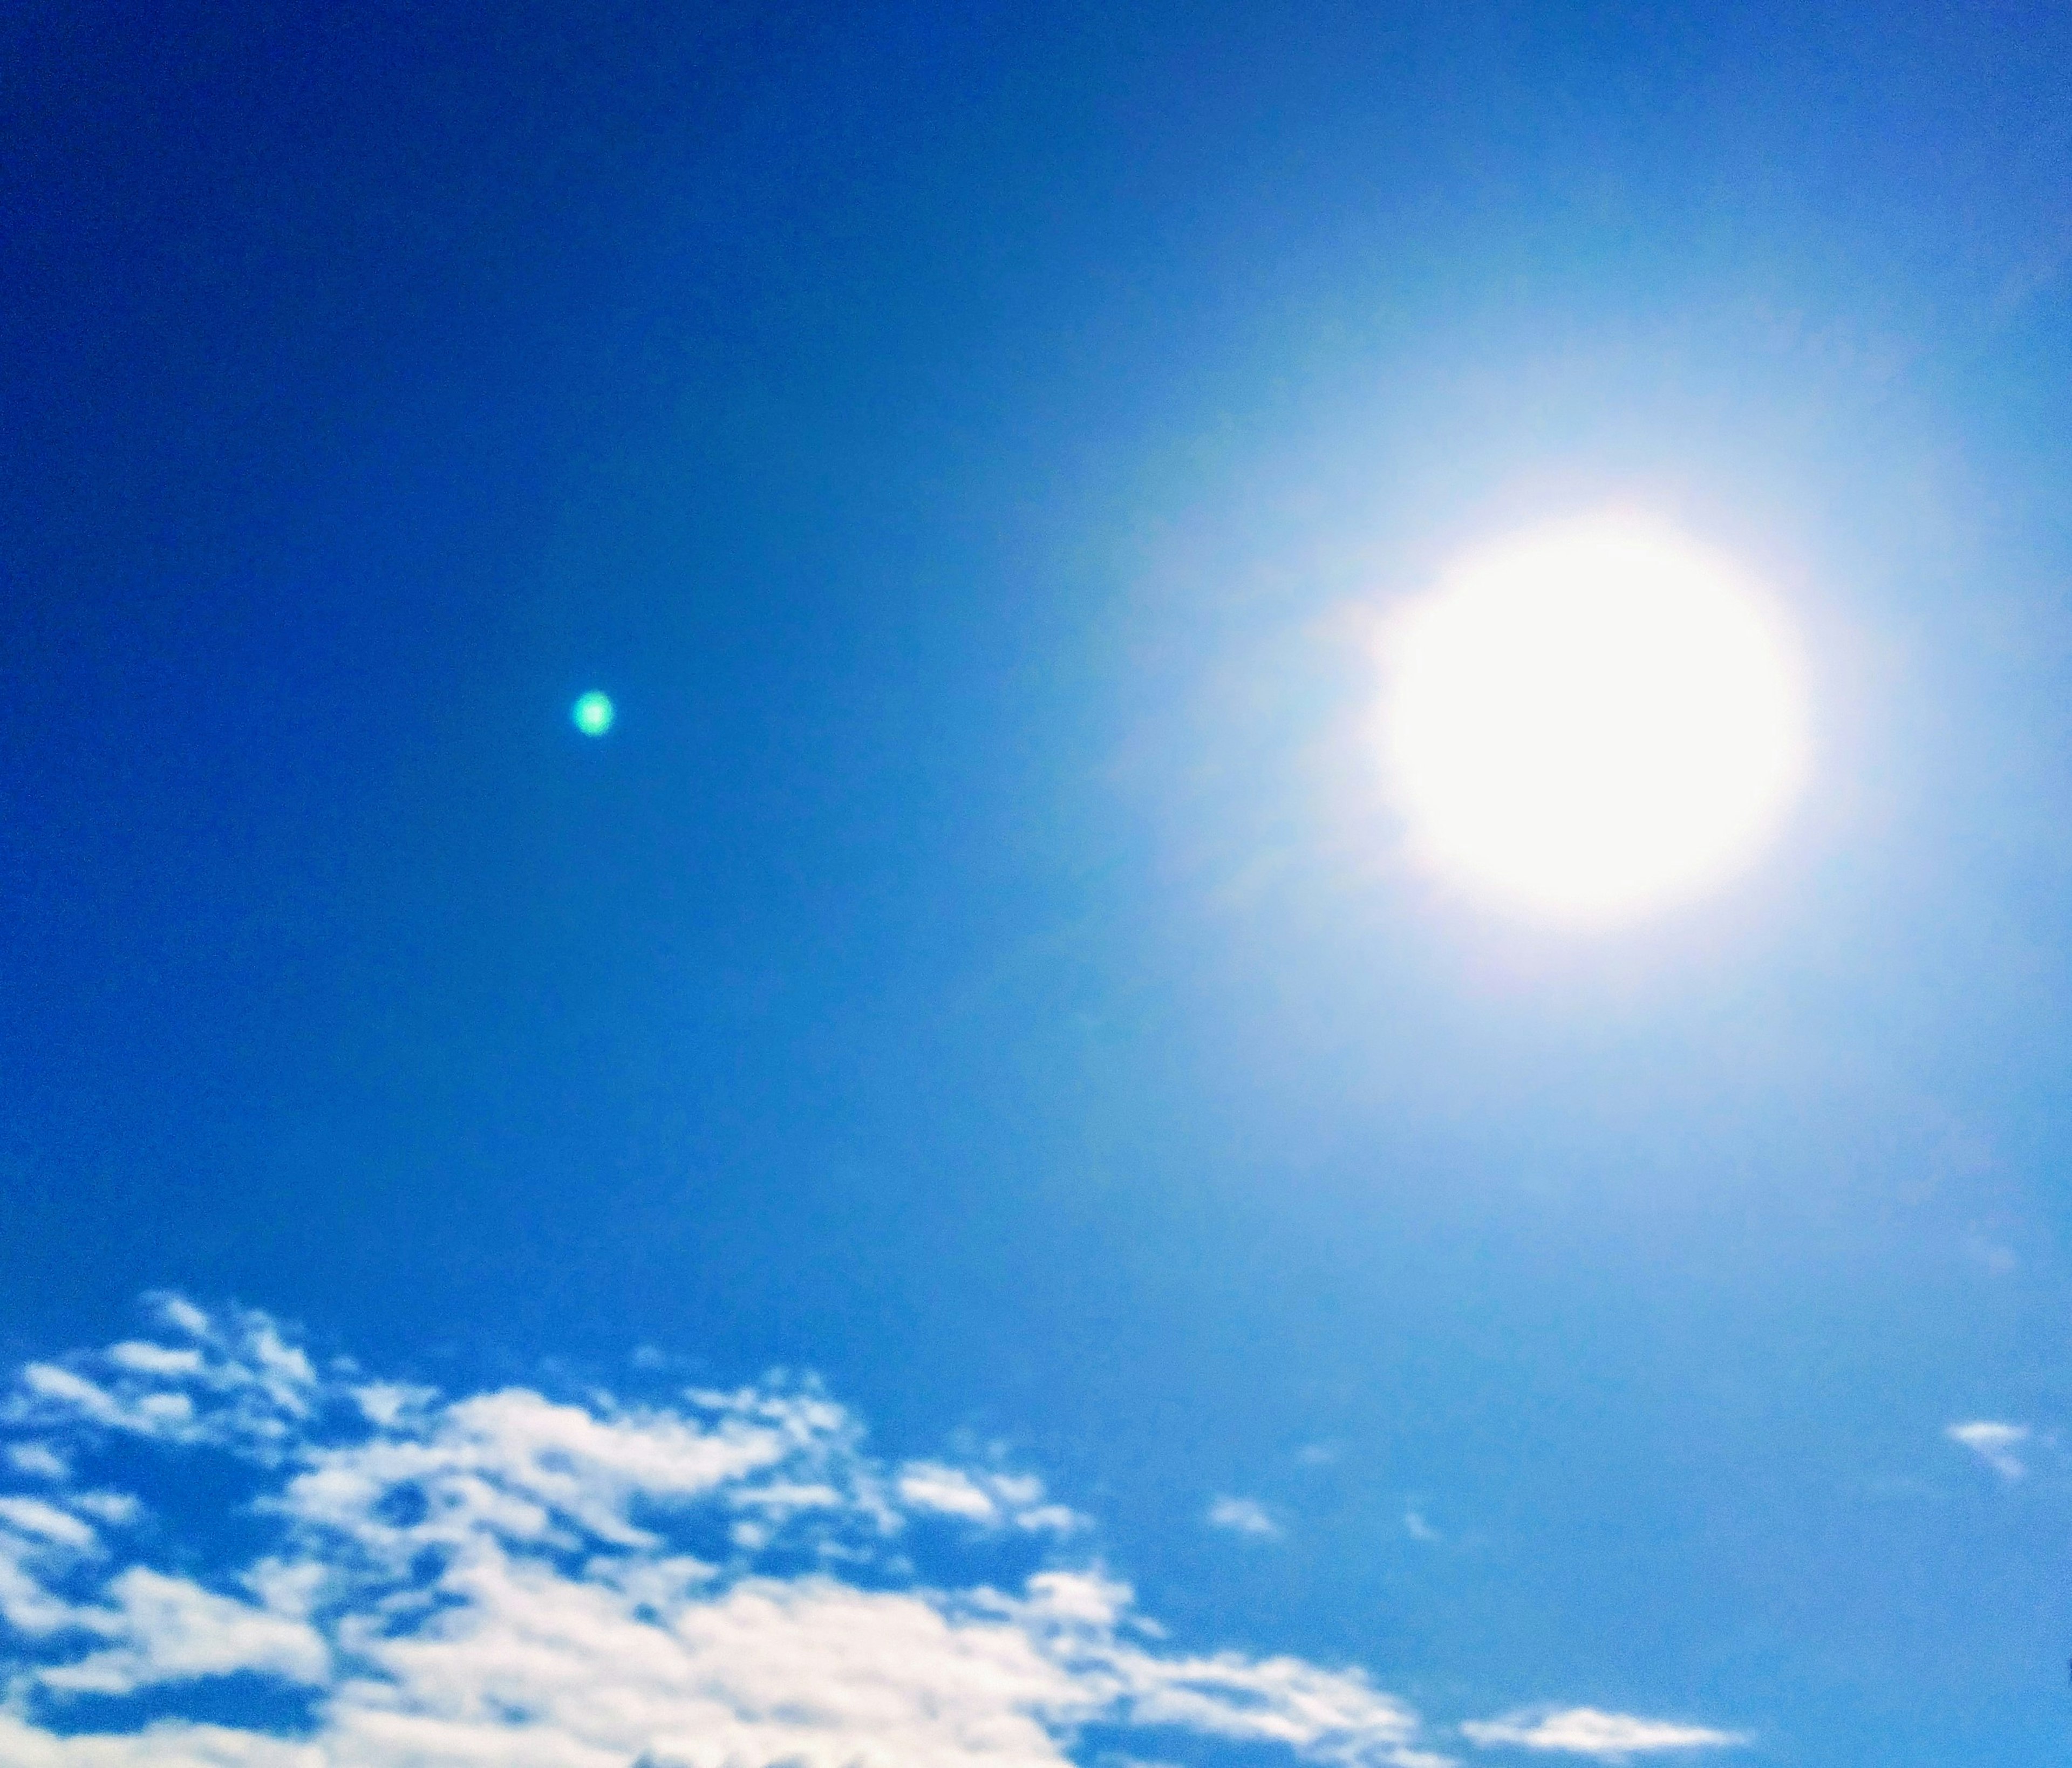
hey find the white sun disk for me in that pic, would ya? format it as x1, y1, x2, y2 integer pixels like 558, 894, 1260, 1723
1382, 516, 1808, 920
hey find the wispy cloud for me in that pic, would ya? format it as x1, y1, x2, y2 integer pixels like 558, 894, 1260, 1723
1963, 1235, 2018, 1276
1946, 1419, 2030, 1480
1206, 1494, 1283, 1540
1461, 1708, 1748, 1757
0, 1298, 1456, 1768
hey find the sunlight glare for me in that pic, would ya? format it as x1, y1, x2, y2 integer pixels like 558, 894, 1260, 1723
1380, 514, 1808, 922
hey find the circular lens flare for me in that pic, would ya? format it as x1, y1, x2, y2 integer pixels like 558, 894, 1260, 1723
572, 691, 616, 737
1381, 515, 1808, 921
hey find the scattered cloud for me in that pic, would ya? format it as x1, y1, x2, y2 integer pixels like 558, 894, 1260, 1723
1946, 1420, 2030, 1481
0, 1298, 1453, 1768
896, 1462, 1083, 1533
1402, 1508, 1440, 1543
0, 1496, 99, 1551
1461, 1708, 1748, 1757
1206, 1495, 1283, 1540
1296, 1443, 1339, 1467
5, 1444, 67, 1480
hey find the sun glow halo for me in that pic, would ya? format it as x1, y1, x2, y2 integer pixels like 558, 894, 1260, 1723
1381, 515, 1808, 921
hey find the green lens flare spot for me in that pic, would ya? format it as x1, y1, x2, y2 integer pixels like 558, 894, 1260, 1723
571, 691, 615, 736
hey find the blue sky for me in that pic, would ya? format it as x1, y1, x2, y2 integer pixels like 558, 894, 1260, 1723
4, 3, 2071, 1762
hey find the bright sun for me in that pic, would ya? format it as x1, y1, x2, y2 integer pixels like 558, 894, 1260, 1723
1380, 514, 1808, 923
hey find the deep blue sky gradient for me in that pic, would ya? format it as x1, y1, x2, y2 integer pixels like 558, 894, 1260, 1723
8, 3, 2072, 1759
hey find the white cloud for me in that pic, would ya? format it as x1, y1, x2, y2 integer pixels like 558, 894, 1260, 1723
7, 1298, 317, 1459
107, 1344, 207, 1378
40, 1568, 330, 1696
896, 1463, 1082, 1534
0, 1299, 1452, 1768
6, 1444, 68, 1480
1946, 1420, 2029, 1480
0, 1713, 324, 1766
1402, 1508, 1440, 1543
0, 1496, 100, 1551
1206, 1495, 1283, 1540
1461, 1708, 1748, 1757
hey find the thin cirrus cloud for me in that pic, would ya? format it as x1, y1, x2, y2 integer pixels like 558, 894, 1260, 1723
1945, 1420, 2031, 1481
1205, 1495, 1283, 1540
1460, 1709, 1749, 1756
0, 1298, 1737, 1768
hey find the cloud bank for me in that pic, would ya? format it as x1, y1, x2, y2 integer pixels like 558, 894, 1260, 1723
0, 1299, 1738, 1767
